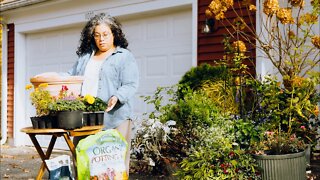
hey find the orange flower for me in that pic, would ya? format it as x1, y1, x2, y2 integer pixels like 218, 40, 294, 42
314, 106, 319, 116
263, 0, 279, 16
299, 13, 318, 25
232, 40, 247, 53
249, 4, 257, 11
292, 76, 304, 87
311, 35, 320, 49
205, 9, 213, 17
276, 8, 294, 24
208, 0, 233, 20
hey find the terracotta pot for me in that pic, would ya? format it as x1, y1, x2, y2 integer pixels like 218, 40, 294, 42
30, 75, 84, 96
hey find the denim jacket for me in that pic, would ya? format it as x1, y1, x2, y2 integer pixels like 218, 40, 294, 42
68, 47, 139, 129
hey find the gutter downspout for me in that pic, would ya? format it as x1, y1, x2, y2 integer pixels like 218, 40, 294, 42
1, 23, 8, 145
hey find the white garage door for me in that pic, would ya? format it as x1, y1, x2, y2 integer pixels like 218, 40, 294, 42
24, 10, 192, 148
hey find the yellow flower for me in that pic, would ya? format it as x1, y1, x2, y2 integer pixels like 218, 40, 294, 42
276, 8, 294, 24
249, 4, 257, 11
289, 0, 305, 7
232, 40, 247, 53
263, 0, 279, 16
221, 0, 234, 8
38, 83, 48, 88
205, 9, 213, 17
84, 94, 95, 104
208, 0, 233, 20
25, 84, 33, 90
314, 105, 319, 116
311, 35, 320, 49
292, 76, 304, 87
209, 0, 223, 15
299, 13, 318, 25
216, 12, 226, 20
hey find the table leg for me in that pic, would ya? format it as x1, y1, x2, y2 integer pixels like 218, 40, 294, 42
29, 134, 57, 180
63, 133, 78, 178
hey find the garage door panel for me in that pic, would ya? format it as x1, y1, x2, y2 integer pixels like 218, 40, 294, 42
172, 53, 192, 76
146, 55, 168, 77
146, 20, 167, 40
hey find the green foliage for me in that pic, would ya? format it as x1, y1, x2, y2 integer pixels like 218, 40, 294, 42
234, 119, 263, 150
50, 97, 85, 112
175, 125, 261, 180
177, 64, 231, 98
199, 80, 238, 114
83, 95, 107, 112
49, 85, 85, 112
138, 84, 261, 178
168, 90, 220, 128
246, 76, 319, 154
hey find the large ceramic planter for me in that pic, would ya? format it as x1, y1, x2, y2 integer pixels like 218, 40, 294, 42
253, 151, 306, 180
30, 75, 84, 96
56, 111, 83, 129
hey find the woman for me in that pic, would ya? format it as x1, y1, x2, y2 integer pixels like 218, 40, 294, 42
69, 13, 139, 175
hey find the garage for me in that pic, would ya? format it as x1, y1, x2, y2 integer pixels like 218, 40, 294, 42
23, 9, 193, 148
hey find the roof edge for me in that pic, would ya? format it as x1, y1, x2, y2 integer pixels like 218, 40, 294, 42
0, 0, 50, 12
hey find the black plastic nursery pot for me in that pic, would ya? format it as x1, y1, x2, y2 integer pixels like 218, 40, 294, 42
56, 111, 83, 130
82, 111, 104, 126
82, 112, 89, 126
30, 115, 57, 129
95, 111, 104, 125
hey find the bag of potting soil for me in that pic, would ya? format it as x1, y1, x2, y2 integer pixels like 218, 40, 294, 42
76, 129, 128, 180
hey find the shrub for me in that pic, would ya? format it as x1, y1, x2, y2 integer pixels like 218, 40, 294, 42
175, 124, 261, 180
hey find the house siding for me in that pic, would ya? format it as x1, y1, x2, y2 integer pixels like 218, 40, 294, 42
7, 23, 14, 138
197, 0, 256, 75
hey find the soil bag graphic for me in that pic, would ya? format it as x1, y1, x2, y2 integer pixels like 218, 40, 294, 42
45, 155, 74, 180
76, 129, 128, 180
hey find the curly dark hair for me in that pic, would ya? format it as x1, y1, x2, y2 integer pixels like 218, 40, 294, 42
76, 13, 128, 57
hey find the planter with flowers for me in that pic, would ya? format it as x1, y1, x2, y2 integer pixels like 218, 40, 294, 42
205, 0, 319, 179
26, 83, 56, 129
247, 76, 319, 179
49, 85, 86, 129
82, 94, 107, 126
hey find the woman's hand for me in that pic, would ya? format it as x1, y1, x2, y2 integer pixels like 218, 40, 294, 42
106, 96, 118, 112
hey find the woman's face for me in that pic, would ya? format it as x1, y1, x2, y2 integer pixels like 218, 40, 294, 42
93, 24, 115, 52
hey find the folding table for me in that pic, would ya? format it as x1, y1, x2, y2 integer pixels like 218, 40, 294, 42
20, 125, 104, 180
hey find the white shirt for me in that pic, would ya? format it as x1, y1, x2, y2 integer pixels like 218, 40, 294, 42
81, 57, 105, 97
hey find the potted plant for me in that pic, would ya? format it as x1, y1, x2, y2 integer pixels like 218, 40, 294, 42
82, 94, 107, 126
26, 83, 55, 129
49, 85, 86, 129
246, 76, 319, 179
